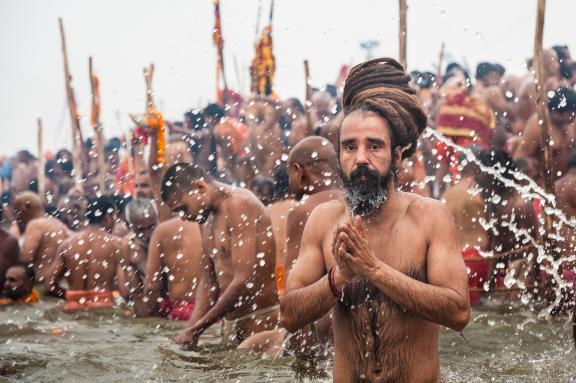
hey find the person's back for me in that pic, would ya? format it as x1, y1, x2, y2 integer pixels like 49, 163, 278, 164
267, 198, 295, 295
138, 217, 203, 320
442, 176, 488, 251
61, 229, 120, 291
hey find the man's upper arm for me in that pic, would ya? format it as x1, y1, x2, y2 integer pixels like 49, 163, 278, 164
425, 202, 469, 298
228, 200, 259, 282
285, 206, 328, 292
144, 229, 164, 294
284, 204, 309, 274
514, 115, 539, 159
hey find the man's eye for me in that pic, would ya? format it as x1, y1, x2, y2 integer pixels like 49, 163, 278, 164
369, 144, 382, 150
343, 145, 355, 152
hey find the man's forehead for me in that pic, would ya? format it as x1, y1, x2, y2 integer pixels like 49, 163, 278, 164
6, 267, 24, 278
340, 113, 392, 141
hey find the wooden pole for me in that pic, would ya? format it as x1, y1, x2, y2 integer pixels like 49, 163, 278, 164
304, 60, 314, 136
89, 57, 106, 193
436, 42, 445, 86
532, 0, 555, 199
144, 64, 155, 112
37, 118, 45, 198
398, 0, 407, 69
59, 18, 82, 184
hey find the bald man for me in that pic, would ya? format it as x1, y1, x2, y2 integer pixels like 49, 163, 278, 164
45, 196, 121, 310
136, 217, 203, 321
0, 205, 20, 293
14, 192, 70, 284
118, 198, 159, 301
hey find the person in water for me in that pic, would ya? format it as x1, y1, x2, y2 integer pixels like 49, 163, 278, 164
280, 58, 471, 382
0, 263, 39, 305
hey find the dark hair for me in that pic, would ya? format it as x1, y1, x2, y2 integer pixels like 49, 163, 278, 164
547, 87, 576, 114
443, 62, 471, 86
273, 165, 291, 200
477, 149, 518, 196
160, 163, 211, 203
45, 159, 59, 180
476, 62, 493, 80
112, 192, 132, 216
323, 84, 338, 98
184, 109, 205, 131
412, 71, 436, 89
85, 196, 116, 225
493, 63, 505, 76
287, 98, 305, 115
204, 103, 225, 121
11, 262, 35, 284
552, 45, 572, 79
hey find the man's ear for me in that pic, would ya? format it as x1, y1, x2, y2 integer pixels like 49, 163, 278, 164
294, 163, 305, 183
193, 179, 207, 194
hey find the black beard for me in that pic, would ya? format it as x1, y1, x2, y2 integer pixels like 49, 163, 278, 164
340, 165, 394, 217
5, 287, 27, 301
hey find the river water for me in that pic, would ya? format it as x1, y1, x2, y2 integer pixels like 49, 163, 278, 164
1, 297, 574, 382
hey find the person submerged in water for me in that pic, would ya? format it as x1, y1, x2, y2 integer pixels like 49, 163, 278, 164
280, 58, 471, 383
0, 263, 39, 305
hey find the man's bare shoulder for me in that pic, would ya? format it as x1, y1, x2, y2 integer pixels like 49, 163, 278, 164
405, 192, 453, 223
306, 199, 346, 226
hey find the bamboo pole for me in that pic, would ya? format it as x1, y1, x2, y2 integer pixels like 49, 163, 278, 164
37, 119, 45, 198
89, 57, 106, 193
533, 0, 554, 200
398, 0, 407, 69
59, 18, 82, 184
304, 59, 314, 136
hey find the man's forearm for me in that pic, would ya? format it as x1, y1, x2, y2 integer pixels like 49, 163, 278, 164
190, 279, 244, 334
368, 262, 470, 331
280, 273, 338, 333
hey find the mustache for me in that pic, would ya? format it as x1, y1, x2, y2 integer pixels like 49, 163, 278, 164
349, 165, 381, 182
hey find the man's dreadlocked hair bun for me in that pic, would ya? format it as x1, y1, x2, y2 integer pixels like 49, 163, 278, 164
342, 57, 427, 159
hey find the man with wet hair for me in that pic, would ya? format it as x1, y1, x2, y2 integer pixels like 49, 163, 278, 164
14, 191, 70, 284
281, 58, 470, 382
45, 196, 121, 311
118, 198, 158, 301
514, 87, 576, 181
0, 263, 38, 304
160, 162, 278, 348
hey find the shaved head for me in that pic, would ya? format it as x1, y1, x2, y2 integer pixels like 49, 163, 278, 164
288, 136, 338, 171
166, 142, 193, 166
288, 136, 339, 199
14, 191, 42, 213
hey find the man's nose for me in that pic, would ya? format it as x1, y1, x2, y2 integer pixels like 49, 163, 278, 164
355, 146, 370, 166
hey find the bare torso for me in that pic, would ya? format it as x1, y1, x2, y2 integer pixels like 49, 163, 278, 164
60, 229, 120, 291
267, 199, 296, 267
318, 195, 441, 383
118, 235, 148, 298
442, 176, 489, 251
21, 217, 70, 283
554, 171, 576, 259
205, 188, 278, 320
155, 218, 203, 301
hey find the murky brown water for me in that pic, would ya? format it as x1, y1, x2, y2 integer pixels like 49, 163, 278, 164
1, 297, 574, 382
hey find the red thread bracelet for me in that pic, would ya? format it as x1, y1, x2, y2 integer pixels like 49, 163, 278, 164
329, 266, 342, 298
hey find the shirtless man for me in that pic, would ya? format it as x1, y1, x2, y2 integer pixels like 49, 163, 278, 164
14, 192, 69, 284
136, 217, 202, 321
118, 198, 158, 301
0, 204, 20, 292
476, 150, 538, 292
45, 196, 121, 310
514, 87, 576, 181
442, 151, 490, 304
515, 49, 563, 131
161, 163, 278, 348
281, 58, 470, 382
133, 170, 154, 199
